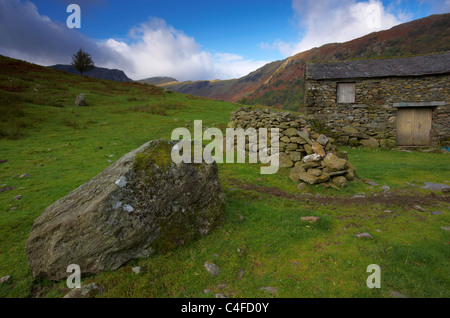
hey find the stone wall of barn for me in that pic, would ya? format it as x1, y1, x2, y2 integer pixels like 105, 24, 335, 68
304, 74, 450, 147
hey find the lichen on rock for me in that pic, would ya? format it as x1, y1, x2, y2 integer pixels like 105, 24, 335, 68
25, 140, 226, 281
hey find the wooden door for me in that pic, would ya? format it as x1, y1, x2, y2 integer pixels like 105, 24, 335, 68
397, 108, 432, 146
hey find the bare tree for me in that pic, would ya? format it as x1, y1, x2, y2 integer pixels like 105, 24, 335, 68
71, 49, 94, 76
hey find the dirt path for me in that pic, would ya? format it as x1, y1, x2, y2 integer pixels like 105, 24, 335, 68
226, 178, 450, 209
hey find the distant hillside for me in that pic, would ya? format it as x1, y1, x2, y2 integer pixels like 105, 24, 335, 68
49, 64, 133, 82
161, 13, 450, 110
137, 77, 178, 85
162, 59, 285, 101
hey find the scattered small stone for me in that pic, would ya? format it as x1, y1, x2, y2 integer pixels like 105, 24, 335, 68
352, 194, 366, 199
355, 233, 374, 239
297, 183, 306, 190
0, 275, 11, 283
237, 268, 245, 280
14, 195, 23, 201
132, 266, 141, 274
390, 291, 408, 298
238, 215, 245, 221
217, 283, 228, 289
20, 174, 30, 179
259, 286, 278, 295
441, 226, 450, 232
384, 210, 392, 213
213, 254, 220, 258
215, 294, 227, 298
405, 182, 416, 187
375, 229, 382, 233
0, 187, 15, 193
431, 211, 443, 215
364, 179, 379, 187
300, 216, 321, 223
10, 207, 17, 211
108, 155, 114, 158
204, 289, 211, 294
420, 182, 450, 191
413, 205, 426, 212
0, 159, 8, 164
63, 283, 101, 298
204, 261, 221, 277
380, 185, 390, 192
107, 160, 113, 163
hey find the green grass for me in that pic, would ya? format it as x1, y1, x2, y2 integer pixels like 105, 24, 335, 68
0, 55, 449, 298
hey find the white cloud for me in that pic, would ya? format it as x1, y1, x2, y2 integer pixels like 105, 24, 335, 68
271, 0, 407, 57
0, 0, 268, 81
0, 0, 132, 70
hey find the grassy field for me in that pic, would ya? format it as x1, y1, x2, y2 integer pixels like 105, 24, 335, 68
0, 56, 449, 298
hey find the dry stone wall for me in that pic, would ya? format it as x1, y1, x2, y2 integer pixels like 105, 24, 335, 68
228, 107, 357, 188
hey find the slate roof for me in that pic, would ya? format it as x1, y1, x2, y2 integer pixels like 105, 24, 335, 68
306, 52, 450, 80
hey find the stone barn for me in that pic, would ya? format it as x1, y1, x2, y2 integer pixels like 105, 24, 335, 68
304, 52, 450, 147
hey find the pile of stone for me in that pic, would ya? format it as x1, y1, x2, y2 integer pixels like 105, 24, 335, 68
289, 143, 357, 189
228, 106, 357, 188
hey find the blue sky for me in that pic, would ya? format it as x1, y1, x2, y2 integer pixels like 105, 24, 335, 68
0, 0, 449, 81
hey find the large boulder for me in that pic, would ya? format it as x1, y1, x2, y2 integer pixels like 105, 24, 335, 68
25, 140, 226, 281
75, 93, 88, 106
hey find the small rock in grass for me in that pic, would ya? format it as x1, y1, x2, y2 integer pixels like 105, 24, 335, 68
14, 195, 23, 201
380, 185, 390, 192
237, 268, 245, 280
63, 283, 101, 298
132, 266, 141, 274
413, 205, 426, 212
215, 294, 227, 298
431, 211, 443, 215
363, 179, 379, 187
204, 261, 221, 277
441, 226, 450, 232
390, 291, 408, 298
301, 216, 321, 223
0, 275, 11, 283
20, 174, 30, 179
420, 182, 450, 191
0, 187, 15, 193
355, 233, 374, 239
259, 286, 278, 295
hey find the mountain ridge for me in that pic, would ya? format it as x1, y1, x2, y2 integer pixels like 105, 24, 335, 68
49, 64, 133, 82
161, 13, 450, 110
